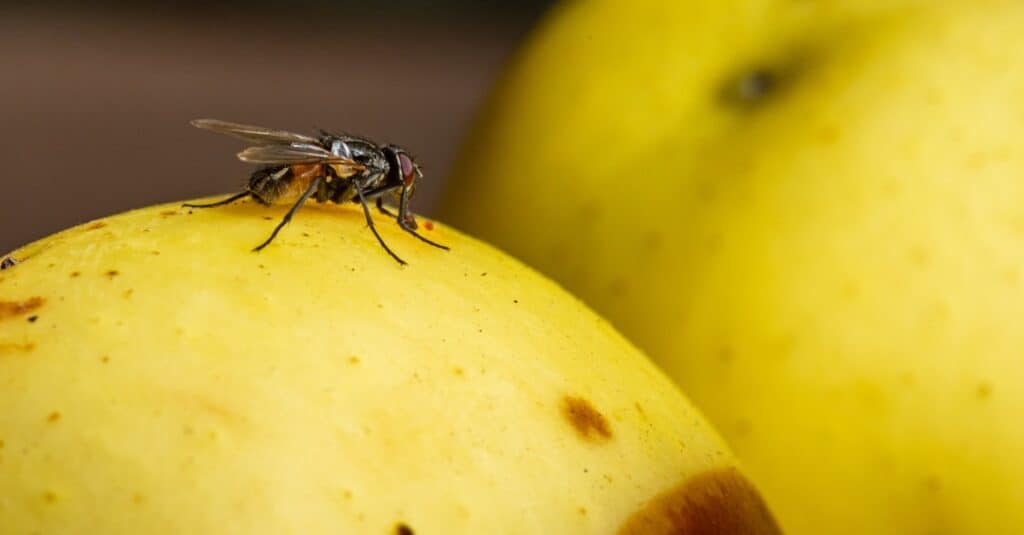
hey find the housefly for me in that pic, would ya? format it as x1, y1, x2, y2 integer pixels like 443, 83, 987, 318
186, 118, 448, 265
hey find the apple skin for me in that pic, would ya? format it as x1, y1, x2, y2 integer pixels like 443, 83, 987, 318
442, 1, 1024, 533
0, 200, 780, 534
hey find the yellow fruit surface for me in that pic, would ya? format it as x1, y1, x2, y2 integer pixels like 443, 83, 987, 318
442, 0, 1024, 533
0, 200, 779, 534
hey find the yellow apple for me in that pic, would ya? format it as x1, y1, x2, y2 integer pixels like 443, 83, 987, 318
442, 0, 1024, 533
0, 199, 779, 534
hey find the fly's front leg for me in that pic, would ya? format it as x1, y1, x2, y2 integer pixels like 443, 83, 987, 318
396, 185, 448, 251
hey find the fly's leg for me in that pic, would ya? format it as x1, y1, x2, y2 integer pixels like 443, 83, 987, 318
314, 175, 331, 203
253, 176, 322, 252
396, 185, 449, 251
375, 198, 396, 218
398, 216, 448, 250
249, 191, 272, 206
183, 191, 250, 208
353, 182, 406, 265
351, 183, 399, 217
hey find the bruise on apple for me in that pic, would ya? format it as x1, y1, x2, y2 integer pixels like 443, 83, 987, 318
562, 395, 613, 442
0, 296, 45, 320
617, 467, 782, 535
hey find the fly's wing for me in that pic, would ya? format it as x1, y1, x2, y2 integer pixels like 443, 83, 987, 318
237, 143, 365, 173
191, 118, 320, 145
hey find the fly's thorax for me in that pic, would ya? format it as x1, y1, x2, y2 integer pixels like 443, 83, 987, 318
348, 140, 387, 167
323, 136, 380, 163
327, 163, 360, 179
327, 139, 352, 159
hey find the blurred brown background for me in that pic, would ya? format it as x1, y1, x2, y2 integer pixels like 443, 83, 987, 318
0, 1, 551, 252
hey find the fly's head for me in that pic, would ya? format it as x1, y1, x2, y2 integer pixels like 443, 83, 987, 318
383, 145, 423, 227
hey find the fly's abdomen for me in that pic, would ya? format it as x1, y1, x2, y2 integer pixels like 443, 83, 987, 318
248, 164, 324, 205
248, 165, 290, 204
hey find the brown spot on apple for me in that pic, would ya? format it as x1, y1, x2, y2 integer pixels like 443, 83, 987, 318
618, 468, 781, 535
562, 395, 612, 442
0, 342, 36, 354
976, 381, 993, 400
0, 296, 45, 320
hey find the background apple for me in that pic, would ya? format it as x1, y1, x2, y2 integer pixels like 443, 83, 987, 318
442, 0, 1024, 533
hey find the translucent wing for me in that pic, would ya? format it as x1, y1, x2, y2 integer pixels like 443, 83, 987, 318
192, 118, 320, 145
237, 144, 365, 172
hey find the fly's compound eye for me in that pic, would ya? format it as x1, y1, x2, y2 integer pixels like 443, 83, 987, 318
397, 152, 417, 187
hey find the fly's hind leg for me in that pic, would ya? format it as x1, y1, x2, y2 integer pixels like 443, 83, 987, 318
183, 191, 250, 208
